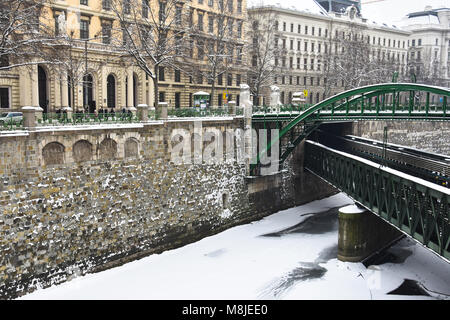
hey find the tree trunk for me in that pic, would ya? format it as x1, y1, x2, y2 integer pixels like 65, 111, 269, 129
153, 64, 159, 110
210, 79, 216, 107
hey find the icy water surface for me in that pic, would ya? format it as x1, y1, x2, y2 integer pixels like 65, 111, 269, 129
19, 193, 450, 300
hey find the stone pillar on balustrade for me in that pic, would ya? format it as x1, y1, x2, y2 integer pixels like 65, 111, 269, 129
228, 101, 236, 116
137, 104, 149, 121
240, 84, 254, 175
269, 85, 282, 113
158, 102, 168, 119
21, 106, 37, 131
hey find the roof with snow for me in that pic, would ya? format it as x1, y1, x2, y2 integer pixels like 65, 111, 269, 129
247, 0, 329, 16
360, 0, 449, 26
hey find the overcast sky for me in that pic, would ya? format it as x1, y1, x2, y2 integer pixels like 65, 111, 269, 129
248, 0, 449, 25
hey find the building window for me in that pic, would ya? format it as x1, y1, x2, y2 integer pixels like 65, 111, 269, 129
298, 24, 301, 33
237, 21, 242, 38
102, 23, 112, 44
236, 74, 241, 86
102, 0, 111, 10
218, 74, 223, 85
159, 1, 166, 22
175, 6, 182, 25
237, 0, 242, 13
228, 0, 233, 13
0, 55, 9, 68
159, 92, 165, 102
123, 0, 131, 14
175, 69, 181, 82
290, 23, 294, 33
80, 0, 88, 5
0, 87, 10, 109
198, 12, 203, 31
305, 26, 308, 35
159, 66, 165, 81
143, 0, 149, 18
208, 15, 214, 33
252, 55, 257, 67
283, 22, 286, 31
80, 20, 89, 39
227, 73, 232, 86
208, 0, 214, 7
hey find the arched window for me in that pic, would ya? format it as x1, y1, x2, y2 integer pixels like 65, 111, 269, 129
38, 66, 48, 112
107, 74, 116, 108
83, 74, 94, 112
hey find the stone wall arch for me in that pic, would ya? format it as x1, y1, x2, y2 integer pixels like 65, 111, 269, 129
98, 137, 117, 160
124, 137, 139, 158
73, 140, 93, 162
42, 142, 65, 166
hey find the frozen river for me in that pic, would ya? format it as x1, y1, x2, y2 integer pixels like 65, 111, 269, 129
19, 193, 450, 300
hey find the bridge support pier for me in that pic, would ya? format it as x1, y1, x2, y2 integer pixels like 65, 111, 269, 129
338, 204, 402, 262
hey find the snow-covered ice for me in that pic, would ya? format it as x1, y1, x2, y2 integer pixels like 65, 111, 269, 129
19, 193, 450, 300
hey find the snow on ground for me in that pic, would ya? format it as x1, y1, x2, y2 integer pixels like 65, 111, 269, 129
19, 193, 450, 300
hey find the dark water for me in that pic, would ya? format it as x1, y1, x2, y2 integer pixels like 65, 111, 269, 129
363, 245, 413, 267
259, 206, 441, 299
261, 207, 339, 237
387, 279, 431, 297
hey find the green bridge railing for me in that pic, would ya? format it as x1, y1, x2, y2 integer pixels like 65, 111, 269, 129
305, 141, 450, 260
251, 83, 450, 173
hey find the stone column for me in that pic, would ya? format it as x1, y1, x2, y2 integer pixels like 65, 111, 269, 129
127, 68, 134, 108
228, 100, 236, 115
158, 102, 168, 119
31, 64, 39, 108
61, 72, 69, 109
22, 106, 36, 130
19, 67, 31, 107
137, 104, 149, 121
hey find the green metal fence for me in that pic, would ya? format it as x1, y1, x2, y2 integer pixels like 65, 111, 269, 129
305, 141, 450, 260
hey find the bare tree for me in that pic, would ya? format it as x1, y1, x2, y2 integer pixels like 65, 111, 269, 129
111, 0, 192, 108
247, 7, 280, 106
47, 33, 106, 112
190, 0, 246, 107
322, 23, 397, 97
408, 49, 443, 86
0, 0, 55, 70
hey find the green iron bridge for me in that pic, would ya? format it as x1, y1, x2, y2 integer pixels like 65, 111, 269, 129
305, 140, 450, 261
251, 82, 450, 260
251, 83, 450, 170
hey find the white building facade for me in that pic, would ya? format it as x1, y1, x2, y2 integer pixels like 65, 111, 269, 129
248, 4, 410, 106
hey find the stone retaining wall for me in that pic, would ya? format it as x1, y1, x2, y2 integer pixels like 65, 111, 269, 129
0, 118, 336, 299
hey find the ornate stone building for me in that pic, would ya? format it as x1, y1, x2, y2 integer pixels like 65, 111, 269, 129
247, 3, 410, 106
0, 0, 247, 112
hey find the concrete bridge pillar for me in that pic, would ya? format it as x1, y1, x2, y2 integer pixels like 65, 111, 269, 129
338, 204, 402, 262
